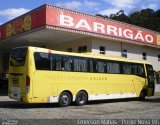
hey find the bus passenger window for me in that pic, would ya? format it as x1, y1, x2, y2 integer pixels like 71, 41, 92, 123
63, 57, 73, 71
55, 56, 62, 71
106, 62, 120, 74
96, 61, 105, 73
137, 65, 145, 77
51, 55, 56, 70
131, 64, 144, 77
89, 60, 94, 72
34, 52, 51, 70
123, 63, 132, 74
73, 58, 88, 72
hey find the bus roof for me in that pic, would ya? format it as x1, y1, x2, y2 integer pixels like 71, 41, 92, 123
23, 46, 151, 65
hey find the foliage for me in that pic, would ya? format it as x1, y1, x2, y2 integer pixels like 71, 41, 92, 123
97, 9, 160, 32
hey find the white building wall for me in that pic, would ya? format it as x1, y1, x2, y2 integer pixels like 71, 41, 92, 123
92, 38, 160, 71
44, 36, 160, 71
47, 37, 92, 52
122, 43, 160, 71
92, 39, 121, 56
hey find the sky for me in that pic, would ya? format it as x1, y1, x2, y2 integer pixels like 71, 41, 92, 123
0, 0, 160, 25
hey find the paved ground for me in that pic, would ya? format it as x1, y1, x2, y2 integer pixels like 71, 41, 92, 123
0, 89, 160, 125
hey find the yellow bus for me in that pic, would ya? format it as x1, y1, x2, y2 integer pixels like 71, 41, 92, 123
8, 46, 155, 107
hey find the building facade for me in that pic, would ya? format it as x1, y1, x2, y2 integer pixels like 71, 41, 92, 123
0, 4, 160, 75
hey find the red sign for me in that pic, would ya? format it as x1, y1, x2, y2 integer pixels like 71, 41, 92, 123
0, 6, 46, 40
0, 5, 159, 46
5, 15, 32, 38
46, 7, 158, 45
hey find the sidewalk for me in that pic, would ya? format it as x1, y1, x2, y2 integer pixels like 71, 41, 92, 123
154, 84, 160, 96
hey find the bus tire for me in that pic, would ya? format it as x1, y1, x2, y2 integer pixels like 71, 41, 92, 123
139, 90, 146, 101
58, 92, 72, 107
75, 91, 88, 106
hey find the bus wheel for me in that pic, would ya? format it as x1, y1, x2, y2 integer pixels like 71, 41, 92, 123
58, 92, 72, 107
139, 90, 146, 101
75, 91, 88, 106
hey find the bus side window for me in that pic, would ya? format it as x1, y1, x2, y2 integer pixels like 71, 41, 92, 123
96, 60, 105, 73
123, 63, 132, 74
131, 64, 145, 77
51, 54, 56, 70
137, 65, 145, 77
134, 65, 138, 75
62, 56, 73, 71
73, 58, 88, 72
89, 60, 94, 73
106, 61, 120, 74
34, 53, 41, 69
34, 52, 51, 70
55, 55, 62, 71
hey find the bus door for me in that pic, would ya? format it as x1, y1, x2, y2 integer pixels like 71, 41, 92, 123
146, 64, 155, 96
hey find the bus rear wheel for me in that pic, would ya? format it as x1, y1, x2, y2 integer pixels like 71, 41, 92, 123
75, 91, 88, 106
58, 92, 72, 107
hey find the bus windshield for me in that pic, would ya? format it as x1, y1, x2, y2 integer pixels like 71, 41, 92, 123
10, 47, 27, 66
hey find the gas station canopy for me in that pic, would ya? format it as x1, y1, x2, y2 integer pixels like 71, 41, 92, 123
0, 4, 160, 53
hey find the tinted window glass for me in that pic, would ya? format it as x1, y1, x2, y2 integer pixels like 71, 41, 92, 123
131, 64, 145, 77
55, 56, 62, 71
123, 63, 132, 74
62, 57, 73, 71
89, 60, 94, 72
96, 61, 105, 73
73, 58, 88, 72
137, 65, 144, 77
10, 47, 27, 66
106, 62, 120, 74
34, 52, 51, 70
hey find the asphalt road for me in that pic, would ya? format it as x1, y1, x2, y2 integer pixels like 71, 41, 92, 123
0, 89, 160, 125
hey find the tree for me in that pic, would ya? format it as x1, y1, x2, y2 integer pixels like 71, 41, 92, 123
129, 9, 160, 32
96, 9, 160, 32
110, 10, 130, 23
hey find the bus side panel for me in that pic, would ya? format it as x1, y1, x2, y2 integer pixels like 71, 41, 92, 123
57, 72, 92, 99
32, 71, 56, 103
56, 73, 143, 101
132, 76, 147, 97
91, 74, 136, 99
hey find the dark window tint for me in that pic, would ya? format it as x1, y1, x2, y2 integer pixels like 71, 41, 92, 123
123, 63, 132, 74
122, 49, 127, 58
143, 52, 147, 60
54, 56, 62, 70
62, 57, 73, 71
158, 55, 160, 62
100, 46, 105, 54
34, 52, 51, 70
10, 47, 27, 66
78, 46, 87, 53
96, 60, 105, 73
51, 55, 73, 71
132, 64, 145, 77
33, 52, 146, 78
73, 58, 88, 72
106, 62, 120, 74
89, 60, 94, 72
